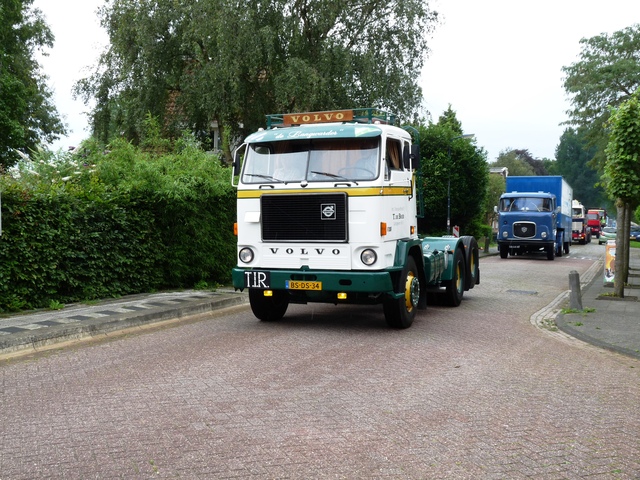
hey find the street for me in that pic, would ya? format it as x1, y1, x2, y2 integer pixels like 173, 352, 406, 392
0, 241, 638, 479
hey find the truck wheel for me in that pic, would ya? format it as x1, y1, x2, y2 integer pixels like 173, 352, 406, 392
564, 241, 570, 255
556, 233, 563, 257
461, 236, 479, 289
444, 248, 465, 307
556, 233, 564, 257
384, 255, 420, 329
499, 244, 508, 259
546, 245, 555, 260
249, 289, 289, 321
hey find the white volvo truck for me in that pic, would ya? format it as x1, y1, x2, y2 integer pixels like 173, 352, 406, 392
231, 108, 479, 328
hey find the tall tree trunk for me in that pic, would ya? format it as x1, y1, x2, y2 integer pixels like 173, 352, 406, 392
219, 123, 233, 165
623, 203, 630, 285
614, 200, 629, 297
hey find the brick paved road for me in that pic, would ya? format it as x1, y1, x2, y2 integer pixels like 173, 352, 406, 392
1, 251, 639, 479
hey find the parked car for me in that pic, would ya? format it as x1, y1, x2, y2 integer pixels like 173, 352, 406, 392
631, 226, 640, 241
599, 226, 617, 245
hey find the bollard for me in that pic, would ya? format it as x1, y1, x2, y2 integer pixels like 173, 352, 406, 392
569, 270, 583, 310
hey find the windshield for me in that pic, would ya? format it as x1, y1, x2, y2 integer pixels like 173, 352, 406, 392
241, 138, 380, 184
499, 196, 553, 212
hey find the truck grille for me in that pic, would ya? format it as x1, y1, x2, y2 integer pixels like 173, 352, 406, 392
261, 193, 348, 242
513, 221, 536, 238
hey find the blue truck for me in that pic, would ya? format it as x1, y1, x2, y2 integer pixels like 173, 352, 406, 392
496, 176, 573, 260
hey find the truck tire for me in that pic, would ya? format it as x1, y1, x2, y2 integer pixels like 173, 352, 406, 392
461, 236, 479, 289
444, 248, 465, 307
249, 289, 289, 321
564, 240, 570, 255
556, 233, 563, 257
546, 245, 555, 260
384, 255, 420, 329
499, 244, 508, 259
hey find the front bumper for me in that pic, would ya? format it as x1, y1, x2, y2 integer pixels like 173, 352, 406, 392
232, 267, 397, 293
497, 239, 555, 249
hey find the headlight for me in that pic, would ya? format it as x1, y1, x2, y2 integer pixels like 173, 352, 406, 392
239, 247, 254, 263
502, 231, 508, 238
541, 232, 547, 239
360, 248, 377, 266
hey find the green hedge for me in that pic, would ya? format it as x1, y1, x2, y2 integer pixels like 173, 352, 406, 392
0, 135, 237, 312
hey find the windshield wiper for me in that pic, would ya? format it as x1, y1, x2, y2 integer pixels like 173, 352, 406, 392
244, 173, 283, 182
310, 171, 358, 185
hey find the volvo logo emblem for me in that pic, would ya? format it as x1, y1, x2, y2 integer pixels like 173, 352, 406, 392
321, 203, 336, 220
522, 226, 528, 233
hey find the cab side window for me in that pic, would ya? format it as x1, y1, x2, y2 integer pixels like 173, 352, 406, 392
385, 138, 402, 179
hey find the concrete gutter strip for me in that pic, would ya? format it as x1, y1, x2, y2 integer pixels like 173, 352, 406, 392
0, 293, 248, 356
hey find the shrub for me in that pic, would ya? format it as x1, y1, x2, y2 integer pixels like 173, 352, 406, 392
0, 133, 236, 312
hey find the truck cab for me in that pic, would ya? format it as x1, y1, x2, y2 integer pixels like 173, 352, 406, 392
571, 199, 591, 244
587, 209, 606, 239
497, 193, 559, 259
231, 108, 479, 328
496, 176, 572, 261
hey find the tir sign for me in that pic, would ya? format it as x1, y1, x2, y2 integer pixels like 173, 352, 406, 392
283, 110, 354, 125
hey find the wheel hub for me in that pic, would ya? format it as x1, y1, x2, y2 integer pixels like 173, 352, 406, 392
404, 273, 420, 311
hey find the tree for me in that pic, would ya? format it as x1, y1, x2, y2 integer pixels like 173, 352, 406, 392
517, 149, 548, 175
437, 104, 462, 132
0, 0, 66, 169
482, 172, 506, 246
553, 128, 607, 210
490, 149, 537, 176
76, 0, 439, 162
416, 116, 488, 238
562, 24, 640, 167
602, 91, 640, 297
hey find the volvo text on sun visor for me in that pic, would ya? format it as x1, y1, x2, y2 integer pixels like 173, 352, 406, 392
244, 124, 383, 144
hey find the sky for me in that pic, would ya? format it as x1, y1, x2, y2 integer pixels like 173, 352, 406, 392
422, 0, 640, 162
34, 0, 640, 160
33, 0, 107, 152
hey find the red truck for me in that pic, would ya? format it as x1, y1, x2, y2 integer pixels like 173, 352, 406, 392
587, 209, 606, 238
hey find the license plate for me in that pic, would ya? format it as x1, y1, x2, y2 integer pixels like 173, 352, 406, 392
286, 280, 322, 291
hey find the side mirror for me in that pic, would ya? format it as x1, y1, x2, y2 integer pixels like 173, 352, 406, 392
406, 144, 420, 170
494, 205, 498, 214
233, 151, 242, 176
231, 144, 246, 187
